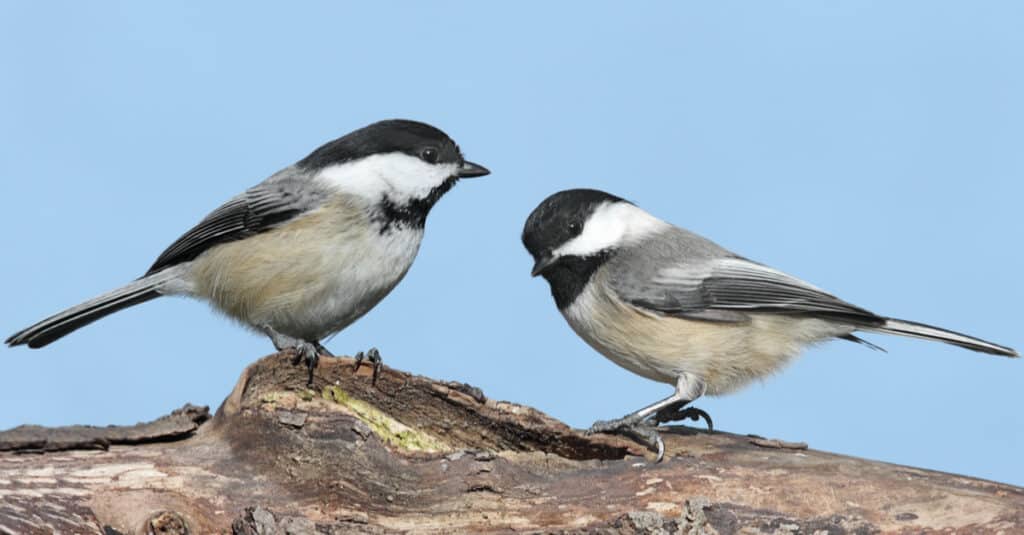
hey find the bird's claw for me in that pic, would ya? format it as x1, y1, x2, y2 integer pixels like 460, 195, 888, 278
287, 342, 320, 387
262, 325, 327, 388
627, 425, 666, 463
587, 403, 714, 463
652, 404, 714, 431
353, 347, 383, 386
587, 417, 666, 463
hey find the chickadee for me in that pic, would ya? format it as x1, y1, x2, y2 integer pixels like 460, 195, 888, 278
522, 188, 1017, 460
7, 119, 489, 385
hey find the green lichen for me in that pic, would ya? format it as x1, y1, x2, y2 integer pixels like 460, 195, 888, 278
321, 385, 448, 452
260, 392, 284, 405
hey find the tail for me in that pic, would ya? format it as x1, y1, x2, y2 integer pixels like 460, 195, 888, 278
5, 267, 184, 349
864, 317, 1018, 358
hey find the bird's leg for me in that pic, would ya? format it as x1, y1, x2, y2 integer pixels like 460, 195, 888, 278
353, 347, 384, 386
587, 372, 707, 462
262, 325, 321, 387
314, 342, 334, 357
651, 373, 711, 430
587, 395, 678, 463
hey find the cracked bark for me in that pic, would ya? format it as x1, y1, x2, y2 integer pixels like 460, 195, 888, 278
1, 353, 1021, 534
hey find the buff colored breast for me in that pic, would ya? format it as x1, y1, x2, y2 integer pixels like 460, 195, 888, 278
188, 196, 423, 341
562, 268, 852, 395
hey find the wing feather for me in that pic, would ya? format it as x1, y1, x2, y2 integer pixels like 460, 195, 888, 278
617, 256, 882, 325
146, 169, 326, 275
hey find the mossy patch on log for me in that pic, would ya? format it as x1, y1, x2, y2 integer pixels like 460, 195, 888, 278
321, 385, 449, 453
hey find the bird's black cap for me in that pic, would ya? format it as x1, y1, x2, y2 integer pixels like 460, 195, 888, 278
297, 119, 487, 177
522, 188, 627, 265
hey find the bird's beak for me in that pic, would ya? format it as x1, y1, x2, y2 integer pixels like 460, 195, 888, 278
531, 254, 557, 277
457, 160, 490, 178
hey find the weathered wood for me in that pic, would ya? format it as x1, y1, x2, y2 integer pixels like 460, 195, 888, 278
1, 353, 1021, 534
0, 404, 209, 453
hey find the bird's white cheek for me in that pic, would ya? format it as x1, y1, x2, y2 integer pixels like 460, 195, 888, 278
554, 202, 667, 258
316, 154, 456, 204
555, 224, 624, 258
390, 162, 458, 203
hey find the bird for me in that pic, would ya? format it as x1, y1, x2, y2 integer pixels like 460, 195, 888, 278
7, 119, 490, 386
522, 188, 1017, 461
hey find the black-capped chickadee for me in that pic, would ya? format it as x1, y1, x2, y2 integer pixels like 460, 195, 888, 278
522, 189, 1017, 460
7, 119, 489, 385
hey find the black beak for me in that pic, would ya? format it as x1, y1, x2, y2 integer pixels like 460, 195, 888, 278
457, 160, 490, 178
531, 254, 557, 277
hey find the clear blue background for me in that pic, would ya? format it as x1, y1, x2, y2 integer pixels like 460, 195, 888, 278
2, 2, 1021, 485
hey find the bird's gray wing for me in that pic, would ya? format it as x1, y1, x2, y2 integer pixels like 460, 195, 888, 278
146, 168, 328, 275
609, 238, 880, 325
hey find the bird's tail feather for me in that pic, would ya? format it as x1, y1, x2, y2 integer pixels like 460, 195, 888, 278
865, 318, 1017, 357
5, 267, 184, 349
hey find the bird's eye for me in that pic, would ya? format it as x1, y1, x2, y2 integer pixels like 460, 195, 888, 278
420, 147, 439, 163
568, 221, 582, 234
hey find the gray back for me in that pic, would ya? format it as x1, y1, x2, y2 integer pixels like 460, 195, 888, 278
606, 226, 881, 325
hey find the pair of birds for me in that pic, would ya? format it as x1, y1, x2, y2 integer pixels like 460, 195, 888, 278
7, 119, 1017, 460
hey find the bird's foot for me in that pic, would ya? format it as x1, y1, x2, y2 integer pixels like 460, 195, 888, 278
263, 325, 324, 387
587, 415, 666, 463
353, 347, 383, 386
651, 402, 714, 431
587, 413, 644, 434
287, 342, 320, 388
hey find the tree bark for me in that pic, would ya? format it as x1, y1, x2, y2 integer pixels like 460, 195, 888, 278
1, 353, 1021, 534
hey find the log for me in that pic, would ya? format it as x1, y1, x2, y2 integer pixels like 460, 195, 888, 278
1, 353, 1021, 534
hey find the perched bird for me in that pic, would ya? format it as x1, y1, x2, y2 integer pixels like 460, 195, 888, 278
522, 188, 1017, 460
7, 119, 489, 385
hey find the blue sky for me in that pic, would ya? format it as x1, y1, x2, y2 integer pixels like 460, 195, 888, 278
1, 2, 1021, 485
